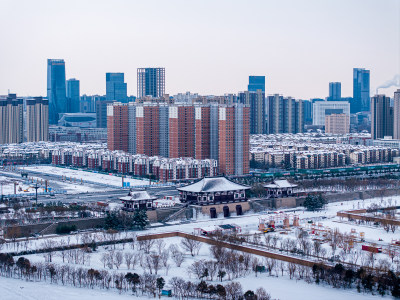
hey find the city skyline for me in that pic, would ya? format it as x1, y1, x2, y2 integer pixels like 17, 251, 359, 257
0, 0, 399, 99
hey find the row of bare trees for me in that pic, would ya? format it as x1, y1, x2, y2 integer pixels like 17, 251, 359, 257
0, 253, 274, 299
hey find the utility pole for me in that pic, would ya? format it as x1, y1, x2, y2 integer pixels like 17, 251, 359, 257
33, 183, 39, 206
1, 181, 3, 202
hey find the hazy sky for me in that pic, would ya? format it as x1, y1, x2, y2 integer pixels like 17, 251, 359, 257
0, 0, 399, 99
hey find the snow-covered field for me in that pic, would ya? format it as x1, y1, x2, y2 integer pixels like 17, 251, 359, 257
2, 196, 400, 299
6, 235, 384, 300
0, 173, 102, 195
23, 166, 149, 188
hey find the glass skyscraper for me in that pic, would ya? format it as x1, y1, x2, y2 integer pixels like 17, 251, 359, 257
329, 82, 341, 101
353, 68, 370, 113
248, 76, 265, 92
47, 59, 67, 124
137, 68, 165, 98
106, 73, 127, 102
66, 78, 80, 113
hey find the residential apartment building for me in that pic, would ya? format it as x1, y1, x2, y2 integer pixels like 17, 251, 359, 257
26, 97, 49, 142
107, 102, 250, 175
107, 102, 129, 152
325, 113, 349, 134
393, 89, 400, 139
267, 94, 304, 134
371, 94, 393, 139
0, 94, 24, 144
238, 90, 265, 134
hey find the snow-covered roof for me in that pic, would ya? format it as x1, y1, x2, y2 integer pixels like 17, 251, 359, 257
120, 190, 157, 202
264, 179, 298, 189
177, 177, 250, 193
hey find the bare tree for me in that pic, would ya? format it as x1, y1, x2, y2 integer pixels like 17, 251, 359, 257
171, 250, 184, 267
155, 240, 166, 255
349, 249, 360, 266
288, 262, 296, 279
150, 253, 162, 275
205, 260, 217, 281
256, 287, 271, 300
100, 253, 109, 268
225, 282, 243, 300
180, 237, 202, 256
313, 240, 322, 258
161, 251, 170, 275
264, 258, 276, 276
138, 239, 155, 254
188, 260, 206, 279
124, 252, 134, 269
114, 251, 123, 269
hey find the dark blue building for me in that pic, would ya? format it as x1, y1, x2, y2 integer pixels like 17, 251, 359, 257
328, 82, 341, 101
47, 59, 67, 124
353, 68, 370, 113
238, 90, 266, 134
66, 78, 80, 113
137, 68, 166, 98
106, 73, 127, 102
248, 76, 265, 92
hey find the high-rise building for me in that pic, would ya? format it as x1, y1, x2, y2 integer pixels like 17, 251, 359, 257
136, 104, 160, 157
325, 113, 349, 134
371, 94, 393, 139
106, 73, 127, 102
238, 90, 266, 134
312, 100, 350, 126
302, 100, 312, 124
267, 95, 304, 134
107, 102, 250, 175
26, 97, 49, 142
128, 103, 136, 154
96, 100, 115, 128
329, 82, 341, 101
66, 78, 80, 113
218, 104, 249, 175
353, 68, 370, 113
137, 68, 165, 98
248, 76, 265, 92
0, 94, 24, 144
107, 102, 129, 152
393, 89, 400, 139
47, 59, 67, 124
169, 105, 195, 158
81, 95, 104, 113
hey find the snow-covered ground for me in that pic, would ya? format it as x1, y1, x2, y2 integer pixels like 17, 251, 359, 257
3, 195, 400, 299
7, 234, 387, 300
0, 175, 35, 195
0, 277, 148, 300
23, 166, 149, 188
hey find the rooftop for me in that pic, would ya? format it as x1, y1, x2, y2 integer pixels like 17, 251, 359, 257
120, 190, 157, 202
177, 176, 250, 193
264, 179, 298, 189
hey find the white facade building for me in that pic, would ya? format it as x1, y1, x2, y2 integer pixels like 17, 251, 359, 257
313, 101, 350, 126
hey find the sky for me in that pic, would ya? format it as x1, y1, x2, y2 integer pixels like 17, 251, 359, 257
0, 0, 399, 99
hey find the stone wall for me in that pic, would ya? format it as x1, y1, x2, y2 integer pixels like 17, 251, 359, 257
199, 202, 250, 215
4, 217, 106, 238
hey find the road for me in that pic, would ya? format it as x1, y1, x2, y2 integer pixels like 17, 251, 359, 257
1, 167, 179, 204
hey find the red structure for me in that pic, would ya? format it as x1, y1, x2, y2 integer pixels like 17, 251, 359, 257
169, 105, 195, 158
195, 106, 211, 159
107, 103, 129, 152
136, 105, 160, 156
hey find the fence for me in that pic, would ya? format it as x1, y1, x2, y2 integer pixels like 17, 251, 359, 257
137, 231, 322, 268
